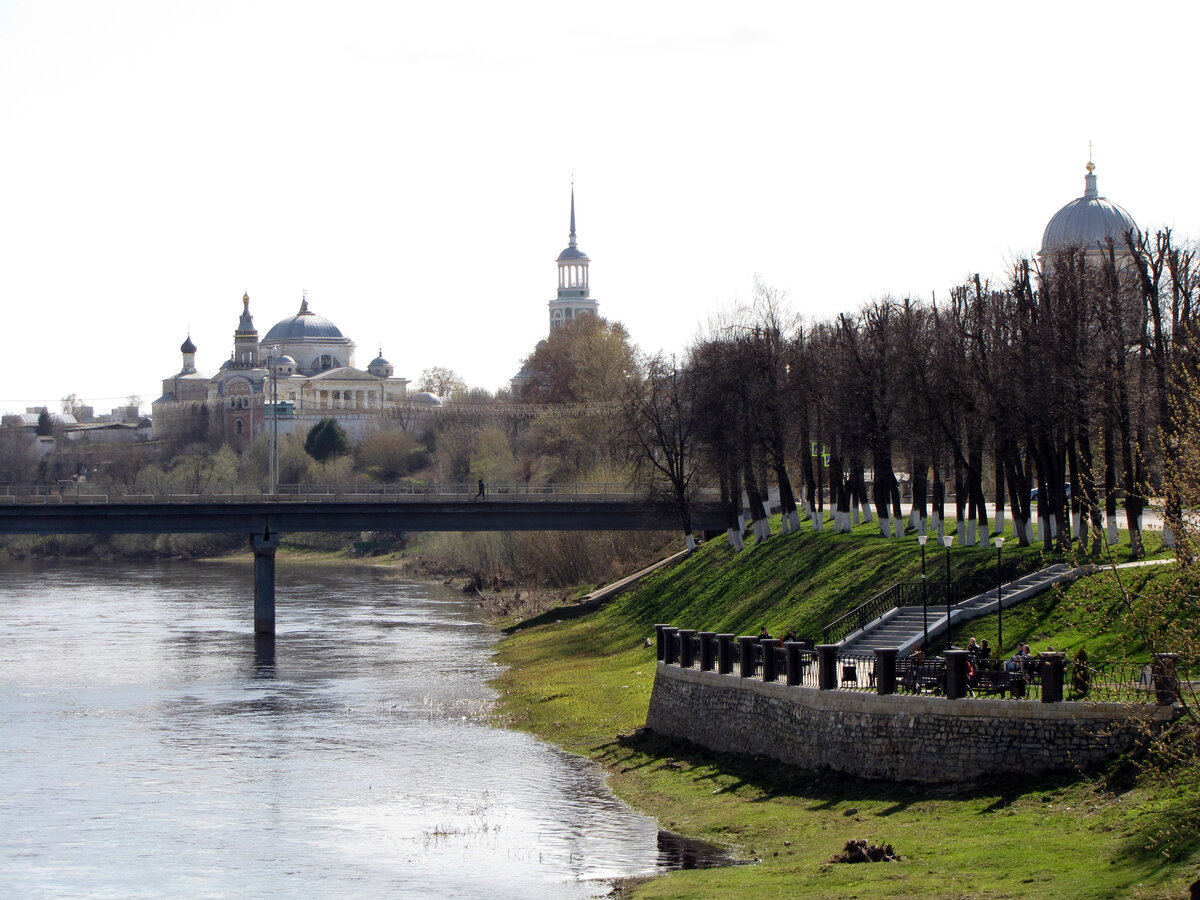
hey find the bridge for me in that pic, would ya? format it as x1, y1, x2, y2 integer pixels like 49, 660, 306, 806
0, 487, 724, 635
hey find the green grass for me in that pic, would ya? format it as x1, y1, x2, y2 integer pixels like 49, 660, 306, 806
491, 517, 1197, 899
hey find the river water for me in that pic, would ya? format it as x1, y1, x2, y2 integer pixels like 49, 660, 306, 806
0, 561, 673, 898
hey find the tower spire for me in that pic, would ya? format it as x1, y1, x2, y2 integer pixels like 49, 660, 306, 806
1084, 145, 1099, 200
569, 183, 577, 247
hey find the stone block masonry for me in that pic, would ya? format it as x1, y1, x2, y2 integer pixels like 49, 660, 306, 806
646, 663, 1181, 783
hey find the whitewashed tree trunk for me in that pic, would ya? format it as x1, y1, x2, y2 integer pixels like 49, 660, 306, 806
685, 533, 697, 551
1107, 514, 1119, 545
878, 517, 890, 538
788, 510, 801, 532
862, 502, 873, 523
813, 512, 823, 532
935, 514, 945, 541
851, 502, 860, 525
727, 527, 744, 551
738, 514, 746, 533
966, 519, 977, 547
1026, 518, 1035, 543
918, 513, 927, 537
995, 507, 1006, 532
891, 517, 904, 538
956, 520, 966, 545
1163, 522, 1176, 548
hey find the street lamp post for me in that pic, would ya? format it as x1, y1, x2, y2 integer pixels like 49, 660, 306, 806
918, 534, 929, 653
269, 345, 280, 496
994, 536, 1005, 657
942, 534, 954, 650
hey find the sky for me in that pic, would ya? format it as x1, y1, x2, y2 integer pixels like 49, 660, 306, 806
3, 0, 1200, 416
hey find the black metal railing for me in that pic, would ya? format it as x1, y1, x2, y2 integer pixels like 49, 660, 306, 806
652, 625, 1187, 707
823, 581, 964, 645
821, 557, 1049, 645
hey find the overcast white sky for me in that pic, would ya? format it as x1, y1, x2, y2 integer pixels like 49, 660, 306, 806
2, 0, 1199, 416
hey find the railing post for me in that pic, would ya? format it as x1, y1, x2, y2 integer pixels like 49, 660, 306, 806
817, 644, 838, 690
874, 648, 899, 696
677, 629, 696, 668
738, 636, 758, 678
717, 634, 735, 674
663, 627, 679, 665
698, 632, 716, 671
1039, 652, 1065, 703
1152, 653, 1181, 705
654, 624, 670, 662
761, 639, 782, 682
784, 642, 804, 686
944, 650, 969, 699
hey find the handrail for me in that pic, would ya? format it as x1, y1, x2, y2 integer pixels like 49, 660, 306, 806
0, 481, 667, 504
821, 557, 1049, 645
822, 581, 963, 645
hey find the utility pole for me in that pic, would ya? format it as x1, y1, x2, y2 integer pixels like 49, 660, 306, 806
269, 346, 280, 495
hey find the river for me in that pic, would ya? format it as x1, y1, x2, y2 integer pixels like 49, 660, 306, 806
0, 560, 676, 898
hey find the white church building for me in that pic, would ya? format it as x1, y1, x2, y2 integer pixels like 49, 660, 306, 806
152, 293, 410, 443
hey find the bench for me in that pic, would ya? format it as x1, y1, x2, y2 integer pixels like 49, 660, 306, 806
897, 659, 946, 694
969, 667, 1016, 697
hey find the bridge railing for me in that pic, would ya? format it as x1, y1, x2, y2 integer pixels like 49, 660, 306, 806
0, 482, 650, 504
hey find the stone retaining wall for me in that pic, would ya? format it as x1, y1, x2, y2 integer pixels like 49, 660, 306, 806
646, 663, 1181, 782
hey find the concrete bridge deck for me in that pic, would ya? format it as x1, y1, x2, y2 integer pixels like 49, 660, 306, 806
0, 499, 725, 536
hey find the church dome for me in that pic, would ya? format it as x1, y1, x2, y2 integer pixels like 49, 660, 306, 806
1041, 162, 1138, 256
262, 297, 345, 342
369, 354, 390, 368
180, 335, 197, 354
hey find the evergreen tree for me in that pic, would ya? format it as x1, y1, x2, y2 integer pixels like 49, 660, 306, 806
304, 418, 351, 462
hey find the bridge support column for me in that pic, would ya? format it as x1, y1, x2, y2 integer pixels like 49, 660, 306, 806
251, 533, 281, 635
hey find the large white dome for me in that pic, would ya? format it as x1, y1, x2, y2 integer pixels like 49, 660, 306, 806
1040, 163, 1138, 256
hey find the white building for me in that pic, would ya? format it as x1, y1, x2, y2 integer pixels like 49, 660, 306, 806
152, 293, 409, 443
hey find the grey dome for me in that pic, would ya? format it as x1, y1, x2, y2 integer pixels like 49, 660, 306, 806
369, 354, 390, 368
262, 298, 345, 342
276, 354, 296, 365
180, 335, 197, 354
1041, 164, 1138, 255
557, 245, 589, 261
411, 391, 442, 407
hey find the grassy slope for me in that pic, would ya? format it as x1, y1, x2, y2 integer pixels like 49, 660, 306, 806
492, 518, 1197, 899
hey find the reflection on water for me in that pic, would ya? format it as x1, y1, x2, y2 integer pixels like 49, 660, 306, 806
0, 560, 718, 899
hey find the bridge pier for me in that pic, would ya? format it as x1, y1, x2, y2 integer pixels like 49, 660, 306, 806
251, 533, 280, 634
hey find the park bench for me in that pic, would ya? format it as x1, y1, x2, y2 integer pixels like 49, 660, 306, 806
968, 666, 1018, 697
897, 658, 946, 694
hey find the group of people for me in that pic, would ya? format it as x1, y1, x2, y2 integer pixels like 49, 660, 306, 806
964, 637, 992, 660
757, 627, 799, 644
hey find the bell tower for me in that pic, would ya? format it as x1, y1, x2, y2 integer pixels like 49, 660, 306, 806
548, 186, 599, 333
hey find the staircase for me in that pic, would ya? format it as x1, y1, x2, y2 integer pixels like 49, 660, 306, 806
837, 563, 1077, 656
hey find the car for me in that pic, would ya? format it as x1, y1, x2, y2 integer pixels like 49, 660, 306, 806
1030, 483, 1071, 503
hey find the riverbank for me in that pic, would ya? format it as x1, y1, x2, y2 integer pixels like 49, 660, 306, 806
490, 524, 1199, 898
